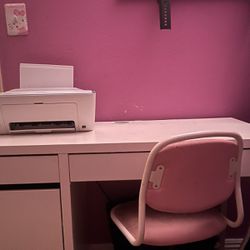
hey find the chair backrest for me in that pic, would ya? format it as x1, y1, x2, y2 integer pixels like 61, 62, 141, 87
139, 132, 243, 214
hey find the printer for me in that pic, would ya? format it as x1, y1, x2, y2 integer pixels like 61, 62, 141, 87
0, 87, 96, 134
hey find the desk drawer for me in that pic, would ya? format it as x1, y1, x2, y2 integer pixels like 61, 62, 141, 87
241, 150, 250, 177
0, 155, 59, 184
69, 152, 148, 181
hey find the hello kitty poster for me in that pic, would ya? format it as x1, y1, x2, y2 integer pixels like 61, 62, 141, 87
4, 3, 28, 36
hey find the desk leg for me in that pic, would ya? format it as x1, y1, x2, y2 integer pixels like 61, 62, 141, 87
58, 154, 74, 250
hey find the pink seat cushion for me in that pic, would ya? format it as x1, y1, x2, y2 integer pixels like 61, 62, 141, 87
112, 201, 227, 246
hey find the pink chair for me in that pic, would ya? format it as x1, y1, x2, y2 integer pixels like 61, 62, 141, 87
111, 132, 244, 247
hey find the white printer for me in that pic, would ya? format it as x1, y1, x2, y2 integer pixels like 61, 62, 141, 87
0, 87, 96, 134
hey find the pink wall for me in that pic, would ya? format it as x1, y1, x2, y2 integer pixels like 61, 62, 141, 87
0, 0, 250, 122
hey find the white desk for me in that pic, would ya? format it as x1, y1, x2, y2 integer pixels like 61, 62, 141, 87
0, 117, 250, 250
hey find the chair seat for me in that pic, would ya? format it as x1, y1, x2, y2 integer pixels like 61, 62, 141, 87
111, 200, 227, 246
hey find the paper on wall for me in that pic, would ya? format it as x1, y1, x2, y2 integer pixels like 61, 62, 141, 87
0, 65, 3, 92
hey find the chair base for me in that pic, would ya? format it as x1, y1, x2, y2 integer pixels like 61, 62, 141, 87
110, 220, 219, 250
111, 201, 227, 246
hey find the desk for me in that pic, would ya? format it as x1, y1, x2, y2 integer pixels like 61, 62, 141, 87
0, 118, 250, 250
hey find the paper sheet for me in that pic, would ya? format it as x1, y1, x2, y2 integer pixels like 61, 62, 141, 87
20, 63, 74, 88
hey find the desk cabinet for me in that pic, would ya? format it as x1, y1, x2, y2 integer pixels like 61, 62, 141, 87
0, 155, 63, 250
0, 189, 63, 250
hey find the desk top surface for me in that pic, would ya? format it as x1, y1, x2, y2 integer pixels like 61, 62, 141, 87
0, 117, 250, 155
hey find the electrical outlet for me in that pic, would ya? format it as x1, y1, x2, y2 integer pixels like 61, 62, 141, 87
4, 3, 28, 36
